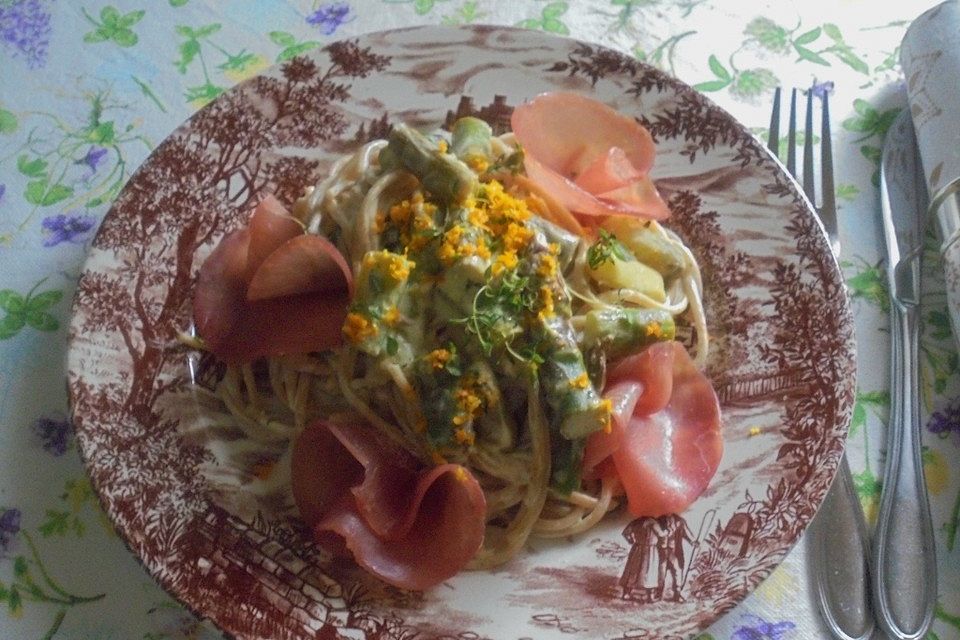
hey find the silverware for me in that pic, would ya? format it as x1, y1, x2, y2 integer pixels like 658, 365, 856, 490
768, 87, 874, 640
874, 109, 938, 640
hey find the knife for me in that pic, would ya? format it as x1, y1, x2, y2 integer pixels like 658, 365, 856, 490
874, 109, 938, 640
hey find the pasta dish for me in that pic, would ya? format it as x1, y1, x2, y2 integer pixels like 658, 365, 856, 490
188, 92, 723, 590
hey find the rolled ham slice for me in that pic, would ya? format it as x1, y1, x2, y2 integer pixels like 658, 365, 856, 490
585, 342, 722, 517
510, 92, 669, 221
607, 341, 677, 417
192, 195, 352, 363
245, 194, 304, 282
582, 381, 640, 480
246, 234, 353, 302
193, 228, 250, 352
291, 420, 487, 591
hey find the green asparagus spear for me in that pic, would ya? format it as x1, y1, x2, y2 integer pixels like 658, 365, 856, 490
450, 117, 493, 161
538, 317, 609, 441
601, 216, 686, 278
583, 307, 675, 359
382, 124, 477, 206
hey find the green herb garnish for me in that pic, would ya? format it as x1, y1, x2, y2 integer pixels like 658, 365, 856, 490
587, 229, 630, 269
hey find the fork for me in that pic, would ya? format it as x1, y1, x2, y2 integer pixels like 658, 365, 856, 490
768, 87, 875, 640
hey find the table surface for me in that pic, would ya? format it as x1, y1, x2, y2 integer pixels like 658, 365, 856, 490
1, 1, 958, 638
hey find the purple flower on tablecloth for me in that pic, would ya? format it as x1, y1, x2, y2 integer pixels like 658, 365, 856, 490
928, 398, 960, 446
33, 415, 73, 456
77, 145, 108, 178
0, 508, 22, 556
731, 614, 797, 640
306, 2, 352, 35
41, 211, 97, 247
810, 80, 835, 99
0, 184, 6, 205
0, 0, 52, 68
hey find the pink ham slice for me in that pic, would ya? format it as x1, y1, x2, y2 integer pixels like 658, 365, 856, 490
247, 234, 353, 302
511, 92, 669, 221
192, 195, 352, 363
193, 228, 250, 352
597, 175, 670, 220
607, 341, 677, 417
582, 381, 640, 480
211, 292, 349, 364
245, 194, 304, 282
512, 92, 655, 175
291, 420, 487, 591
573, 147, 643, 194
584, 342, 722, 517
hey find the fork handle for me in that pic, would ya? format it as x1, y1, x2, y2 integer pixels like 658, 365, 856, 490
872, 304, 937, 640
809, 456, 874, 640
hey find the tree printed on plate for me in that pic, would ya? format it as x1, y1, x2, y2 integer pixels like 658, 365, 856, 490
667, 191, 753, 378
70, 43, 392, 638
686, 166, 854, 613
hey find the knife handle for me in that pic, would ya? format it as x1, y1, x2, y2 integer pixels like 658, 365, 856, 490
872, 304, 937, 640
809, 455, 874, 640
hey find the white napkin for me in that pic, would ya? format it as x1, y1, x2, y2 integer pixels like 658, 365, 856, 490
901, 0, 960, 340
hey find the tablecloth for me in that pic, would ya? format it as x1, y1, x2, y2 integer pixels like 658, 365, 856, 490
1, 1, 957, 638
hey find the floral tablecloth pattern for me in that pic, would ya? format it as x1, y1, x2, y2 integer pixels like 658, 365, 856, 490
1, 1, 958, 638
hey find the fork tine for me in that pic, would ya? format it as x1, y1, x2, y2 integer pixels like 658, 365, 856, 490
768, 87, 781, 155
787, 89, 798, 176
820, 89, 837, 230
803, 89, 816, 204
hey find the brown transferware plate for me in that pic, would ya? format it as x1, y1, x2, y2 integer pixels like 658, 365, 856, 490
67, 25, 856, 640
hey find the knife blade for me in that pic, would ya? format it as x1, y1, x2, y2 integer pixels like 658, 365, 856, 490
874, 109, 938, 640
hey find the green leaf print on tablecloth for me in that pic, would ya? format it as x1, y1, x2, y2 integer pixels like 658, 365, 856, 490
842, 99, 900, 187
383, 0, 451, 15
516, 2, 569, 35
633, 31, 696, 76
269, 30, 321, 62
81, 6, 145, 47
744, 17, 869, 73
843, 256, 889, 311
0, 524, 104, 636
697, 17, 876, 101
38, 478, 109, 539
694, 53, 777, 99
174, 23, 268, 106
849, 389, 888, 523
440, 0, 485, 25
843, 99, 900, 140
835, 183, 860, 201
0, 107, 17, 134
0, 279, 62, 339
3, 86, 152, 239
